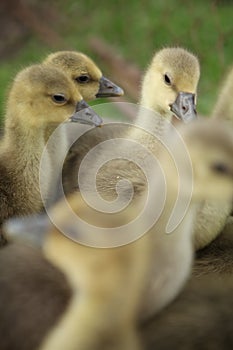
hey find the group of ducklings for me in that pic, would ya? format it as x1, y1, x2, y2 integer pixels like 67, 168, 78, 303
0, 47, 232, 350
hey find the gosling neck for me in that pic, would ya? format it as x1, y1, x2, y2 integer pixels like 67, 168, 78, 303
1, 111, 51, 205
3, 115, 46, 165
133, 101, 172, 154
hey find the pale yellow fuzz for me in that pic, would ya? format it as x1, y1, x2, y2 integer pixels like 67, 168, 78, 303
0, 64, 83, 225
140, 47, 200, 120
43, 51, 103, 101
193, 64, 233, 250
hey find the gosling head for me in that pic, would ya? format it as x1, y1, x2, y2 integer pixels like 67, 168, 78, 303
140, 47, 200, 122
178, 119, 233, 201
5, 64, 102, 130
43, 51, 124, 100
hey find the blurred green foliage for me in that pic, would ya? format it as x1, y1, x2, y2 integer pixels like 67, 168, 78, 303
0, 0, 232, 121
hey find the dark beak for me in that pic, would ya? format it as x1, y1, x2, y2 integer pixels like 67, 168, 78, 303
69, 100, 103, 126
96, 76, 124, 98
170, 92, 197, 123
3, 214, 50, 248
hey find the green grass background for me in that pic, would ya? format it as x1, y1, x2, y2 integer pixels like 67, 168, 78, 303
0, 0, 232, 121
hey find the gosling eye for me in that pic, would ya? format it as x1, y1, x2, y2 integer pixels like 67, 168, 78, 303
52, 94, 67, 104
164, 73, 172, 86
211, 162, 232, 176
76, 75, 90, 84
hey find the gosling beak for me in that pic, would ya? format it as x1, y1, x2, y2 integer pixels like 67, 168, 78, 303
3, 214, 50, 248
170, 92, 197, 123
96, 76, 124, 98
69, 100, 103, 126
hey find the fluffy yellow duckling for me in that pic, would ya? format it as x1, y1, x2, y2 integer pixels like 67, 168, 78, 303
0, 64, 101, 235
193, 65, 233, 250
140, 47, 200, 124
139, 119, 233, 319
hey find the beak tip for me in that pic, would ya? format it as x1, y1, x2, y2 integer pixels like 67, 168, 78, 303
70, 101, 103, 127
170, 92, 197, 123
70, 111, 103, 127
97, 76, 124, 98
117, 87, 124, 96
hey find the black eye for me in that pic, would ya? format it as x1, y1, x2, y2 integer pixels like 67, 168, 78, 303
52, 94, 67, 104
211, 162, 232, 176
164, 73, 171, 86
76, 75, 90, 84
